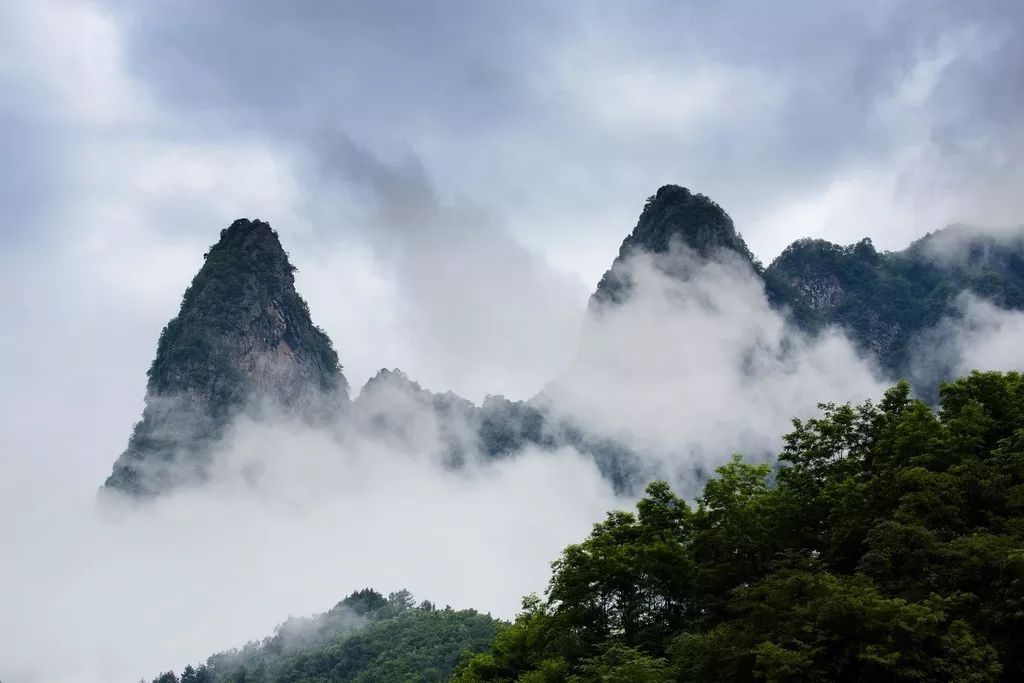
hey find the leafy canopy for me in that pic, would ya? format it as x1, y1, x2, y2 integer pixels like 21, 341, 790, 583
458, 371, 1024, 682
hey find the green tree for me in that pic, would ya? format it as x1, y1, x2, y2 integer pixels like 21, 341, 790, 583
459, 372, 1024, 681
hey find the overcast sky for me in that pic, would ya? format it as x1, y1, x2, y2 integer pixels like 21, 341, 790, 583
4, 3, 1024, 679
2, 0, 1024, 467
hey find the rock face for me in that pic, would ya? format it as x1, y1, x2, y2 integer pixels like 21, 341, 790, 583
103, 219, 346, 495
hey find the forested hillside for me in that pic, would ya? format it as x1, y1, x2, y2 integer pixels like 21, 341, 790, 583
457, 371, 1024, 681
149, 589, 499, 683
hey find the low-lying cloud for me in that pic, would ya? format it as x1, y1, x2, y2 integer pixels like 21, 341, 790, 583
544, 245, 888, 490
911, 292, 1024, 384
2, 411, 619, 683
5, 233, 1021, 683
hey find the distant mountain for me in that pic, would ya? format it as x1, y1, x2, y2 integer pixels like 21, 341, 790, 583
350, 370, 645, 490
103, 219, 346, 495
351, 368, 479, 466
595, 184, 1024, 379
103, 190, 1024, 496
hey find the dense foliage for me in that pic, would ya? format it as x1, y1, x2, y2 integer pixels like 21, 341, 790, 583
457, 371, 1024, 681
149, 589, 499, 683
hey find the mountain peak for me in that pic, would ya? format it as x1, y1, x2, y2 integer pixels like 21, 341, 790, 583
591, 185, 757, 307
216, 218, 287, 259
633, 185, 750, 257
103, 219, 346, 496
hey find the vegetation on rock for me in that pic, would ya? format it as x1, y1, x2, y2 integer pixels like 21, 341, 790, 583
766, 229, 1024, 375
591, 185, 760, 309
104, 219, 345, 495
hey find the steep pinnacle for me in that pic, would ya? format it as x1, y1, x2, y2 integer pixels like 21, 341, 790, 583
591, 185, 757, 307
103, 218, 346, 496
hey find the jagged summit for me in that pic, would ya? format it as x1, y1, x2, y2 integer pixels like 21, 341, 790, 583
103, 218, 346, 496
146, 219, 345, 399
626, 185, 753, 257
590, 185, 758, 307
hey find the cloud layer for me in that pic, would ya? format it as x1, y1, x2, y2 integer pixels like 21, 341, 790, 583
545, 246, 887, 490
2, 414, 619, 683
1, 243, 890, 682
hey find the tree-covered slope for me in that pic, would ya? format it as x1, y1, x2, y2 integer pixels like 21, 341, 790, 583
458, 371, 1024, 681
766, 227, 1024, 374
149, 589, 500, 683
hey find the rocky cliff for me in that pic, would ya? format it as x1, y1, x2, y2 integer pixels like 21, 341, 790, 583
103, 219, 346, 495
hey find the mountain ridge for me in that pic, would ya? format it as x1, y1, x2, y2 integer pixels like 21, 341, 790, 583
765, 223, 1024, 374
102, 189, 1024, 496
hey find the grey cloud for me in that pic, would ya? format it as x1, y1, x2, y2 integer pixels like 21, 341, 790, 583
11, 0, 1024, 269
0, 0, 998, 286
544, 244, 887, 493
105, 0, 563, 137
911, 293, 1024, 386
302, 133, 588, 400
